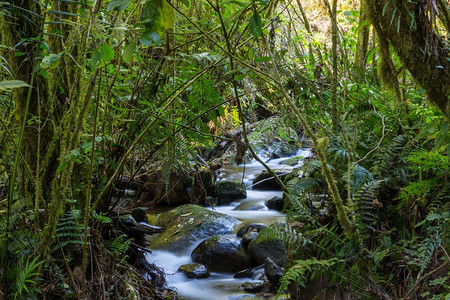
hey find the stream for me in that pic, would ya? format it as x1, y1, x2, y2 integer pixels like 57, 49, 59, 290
146, 149, 313, 300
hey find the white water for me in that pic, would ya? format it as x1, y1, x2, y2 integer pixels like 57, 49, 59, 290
146, 149, 313, 300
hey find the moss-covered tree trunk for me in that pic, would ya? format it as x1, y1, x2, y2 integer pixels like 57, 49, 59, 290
0, 0, 50, 197
365, 0, 450, 118
355, 0, 370, 72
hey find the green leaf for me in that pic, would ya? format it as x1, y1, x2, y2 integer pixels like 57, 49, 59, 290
56, 160, 70, 174
254, 56, 271, 62
248, 47, 255, 60
139, 31, 162, 46
426, 213, 442, 221
249, 13, 262, 37
106, 0, 131, 12
0, 80, 31, 91
122, 41, 136, 63
92, 44, 115, 69
141, 0, 174, 36
41, 52, 63, 70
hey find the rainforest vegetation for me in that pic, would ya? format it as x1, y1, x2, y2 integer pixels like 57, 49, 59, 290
0, 0, 449, 299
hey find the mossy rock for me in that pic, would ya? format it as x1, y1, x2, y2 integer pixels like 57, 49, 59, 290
178, 264, 210, 279
215, 180, 247, 204
147, 204, 240, 253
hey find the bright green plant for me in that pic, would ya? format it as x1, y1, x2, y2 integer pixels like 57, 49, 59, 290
10, 256, 44, 300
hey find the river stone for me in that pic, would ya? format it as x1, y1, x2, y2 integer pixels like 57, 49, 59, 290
265, 196, 284, 211
215, 180, 247, 204
178, 264, 210, 279
234, 201, 266, 211
147, 205, 240, 253
236, 223, 267, 238
264, 257, 283, 287
252, 171, 289, 190
242, 281, 264, 293
191, 236, 253, 273
247, 230, 286, 266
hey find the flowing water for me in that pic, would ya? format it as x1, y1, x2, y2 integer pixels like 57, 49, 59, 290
146, 149, 312, 300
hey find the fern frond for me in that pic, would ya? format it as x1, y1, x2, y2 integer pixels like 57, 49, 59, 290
108, 234, 133, 256
257, 223, 309, 250
354, 180, 384, 231
278, 257, 341, 294
374, 134, 409, 176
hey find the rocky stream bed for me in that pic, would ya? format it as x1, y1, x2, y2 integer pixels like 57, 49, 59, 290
142, 149, 313, 300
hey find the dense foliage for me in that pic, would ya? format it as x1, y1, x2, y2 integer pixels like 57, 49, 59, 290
0, 0, 448, 299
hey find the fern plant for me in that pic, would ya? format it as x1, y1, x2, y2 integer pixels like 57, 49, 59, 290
108, 234, 133, 265
10, 256, 44, 300
278, 257, 342, 293
52, 209, 84, 252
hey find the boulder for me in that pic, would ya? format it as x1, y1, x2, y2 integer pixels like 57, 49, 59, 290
148, 205, 240, 253
264, 257, 283, 287
236, 223, 267, 238
265, 196, 284, 211
191, 236, 253, 273
247, 230, 286, 266
252, 171, 289, 190
215, 180, 247, 204
178, 264, 210, 279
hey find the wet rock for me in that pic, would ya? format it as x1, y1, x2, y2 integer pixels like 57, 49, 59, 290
242, 281, 264, 293
178, 264, 210, 279
234, 201, 266, 211
234, 265, 264, 280
215, 180, 247, 204
264, 257, 283, 287
131, 207, 147, 222
191, 236, 253, 273
265, 196, 284, 211
252, 171, 289, 190
247, 230, 286, 265
242, 231, 258, 248
236, 223, 267, 238
148, 205, 240, 253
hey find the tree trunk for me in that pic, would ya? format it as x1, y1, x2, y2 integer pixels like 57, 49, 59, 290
365, 0, 450, 118
355, 0, 370, 72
